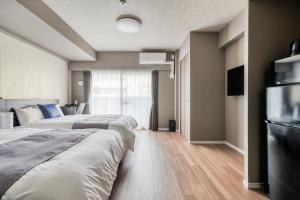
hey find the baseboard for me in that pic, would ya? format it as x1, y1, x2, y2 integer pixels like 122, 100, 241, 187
189, 141, 245, 154
243, 179, 263, 189
157, 128, 181, 133
189, 141, 225, 144
158, 128, 168, 131
225, 141, 244, 155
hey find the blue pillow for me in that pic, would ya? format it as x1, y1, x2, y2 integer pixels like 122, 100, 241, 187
38, 104, 62, 119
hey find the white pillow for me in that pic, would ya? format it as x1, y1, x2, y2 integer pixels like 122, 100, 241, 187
14, 106, 45, 126
55, 104, 65, 117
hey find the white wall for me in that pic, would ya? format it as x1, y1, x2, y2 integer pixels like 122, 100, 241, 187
219, 10, 245, 48
179, 35, 190, 61
0, 31, 68, 104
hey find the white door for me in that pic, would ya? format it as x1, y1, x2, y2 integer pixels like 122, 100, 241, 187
179, 54, 190, 140
180, 59, 185, 137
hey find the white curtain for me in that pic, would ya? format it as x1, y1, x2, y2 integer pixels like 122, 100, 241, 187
91, 70, 152, 129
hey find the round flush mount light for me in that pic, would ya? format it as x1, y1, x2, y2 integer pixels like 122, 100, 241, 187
116, 16, 142, 33
120, 0, 127, 6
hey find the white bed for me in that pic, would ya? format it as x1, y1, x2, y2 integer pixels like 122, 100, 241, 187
20, 114, 137, 130
19, 114, 137, 151
0, 128, 127, 200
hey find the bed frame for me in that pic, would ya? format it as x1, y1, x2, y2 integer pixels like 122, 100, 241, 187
0, 98, 59, 126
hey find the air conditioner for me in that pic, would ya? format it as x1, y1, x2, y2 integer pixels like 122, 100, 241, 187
139, 52, 167, 64
139, 52, 175, 79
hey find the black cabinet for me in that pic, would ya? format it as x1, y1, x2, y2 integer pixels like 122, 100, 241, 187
266, 122, 300, 200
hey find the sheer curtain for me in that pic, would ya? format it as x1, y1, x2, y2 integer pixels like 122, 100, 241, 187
91, 70, 152, 129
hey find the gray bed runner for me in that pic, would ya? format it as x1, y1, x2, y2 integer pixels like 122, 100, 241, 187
0, 129, 97, 197
72, 115, 120, 129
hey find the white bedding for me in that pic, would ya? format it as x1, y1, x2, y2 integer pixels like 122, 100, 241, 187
0, 128, 126, 200
19, 114, 137, 151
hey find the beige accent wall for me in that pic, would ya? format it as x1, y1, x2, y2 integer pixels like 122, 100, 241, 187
189, 32, 225, 141
0, 31, 68, 104
225, 37, 244, 150
71, 71, 85, 104
245, 0, 300, 184
70, 51, 176, 128
71, 69, 175, 129
219, 10, 246, 151
177, 32, 225, 141
158, 70, 175, 128
69, 58, 176, 128
69, 52, 172, 71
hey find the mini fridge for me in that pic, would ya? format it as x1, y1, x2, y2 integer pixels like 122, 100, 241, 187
266, 84, 300, 199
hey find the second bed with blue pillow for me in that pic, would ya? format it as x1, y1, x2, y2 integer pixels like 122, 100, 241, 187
38, 104, 62, 119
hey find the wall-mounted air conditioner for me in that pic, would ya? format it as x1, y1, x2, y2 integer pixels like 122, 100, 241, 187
139, 52, 175, 79
139, 52, 167, 64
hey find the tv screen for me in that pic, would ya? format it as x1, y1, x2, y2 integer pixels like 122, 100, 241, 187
227, 65, 244, 96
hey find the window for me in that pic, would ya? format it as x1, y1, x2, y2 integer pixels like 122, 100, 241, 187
91, 70, 152, 129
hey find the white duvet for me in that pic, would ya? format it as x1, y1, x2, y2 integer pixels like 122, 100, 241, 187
0, 128, 126, 200
19, 115, 137, 151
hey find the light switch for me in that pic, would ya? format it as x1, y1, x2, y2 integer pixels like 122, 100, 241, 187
78, 81, 83, 86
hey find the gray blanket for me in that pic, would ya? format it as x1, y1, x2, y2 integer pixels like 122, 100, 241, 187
72, 115, 120, 129
0, 129, 97, 197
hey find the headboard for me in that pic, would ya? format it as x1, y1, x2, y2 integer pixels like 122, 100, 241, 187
0, 99, 59, 112
0, 99, 59, 126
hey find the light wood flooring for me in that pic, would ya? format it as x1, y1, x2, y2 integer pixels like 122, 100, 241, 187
109, 131, 270, 200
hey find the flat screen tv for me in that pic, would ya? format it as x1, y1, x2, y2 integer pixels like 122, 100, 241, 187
227, 65, 244, 96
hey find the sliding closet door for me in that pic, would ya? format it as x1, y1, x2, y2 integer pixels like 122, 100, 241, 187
179, 54, 190, 141
184, 54, 190, 141
180, 59, 186, 137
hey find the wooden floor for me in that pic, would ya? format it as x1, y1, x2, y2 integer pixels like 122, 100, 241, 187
109, 131, 269, 200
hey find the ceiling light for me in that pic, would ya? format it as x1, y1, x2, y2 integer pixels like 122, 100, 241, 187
120, 0, 126, 6
116, 17, 142, 33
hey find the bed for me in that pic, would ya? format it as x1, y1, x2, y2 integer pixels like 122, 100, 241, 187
0, 128, 128, 200
0, 99, 137, 151
21, 114, 137, 150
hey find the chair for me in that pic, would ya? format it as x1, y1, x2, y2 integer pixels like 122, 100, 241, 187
76, 103, 86, 115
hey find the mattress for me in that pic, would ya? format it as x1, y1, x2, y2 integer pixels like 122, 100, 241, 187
0, 128, 126, 200
20, 114, 137, 151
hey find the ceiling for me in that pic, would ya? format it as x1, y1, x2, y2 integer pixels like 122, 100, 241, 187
0, 0, 94, 61
43, 0, 245, 51
0, 0, 245, 61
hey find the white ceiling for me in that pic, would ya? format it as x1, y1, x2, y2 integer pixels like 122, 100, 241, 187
43, 0, 246, 51
0, 0, 245, 61
0, 0, 94, 61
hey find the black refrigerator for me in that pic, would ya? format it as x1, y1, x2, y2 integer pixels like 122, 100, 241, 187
266, 84, 300, 199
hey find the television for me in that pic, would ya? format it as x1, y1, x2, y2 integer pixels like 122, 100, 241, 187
227, 65, 244, 96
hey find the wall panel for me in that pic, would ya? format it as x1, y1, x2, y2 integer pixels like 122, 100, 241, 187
0, 31, 68, 104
